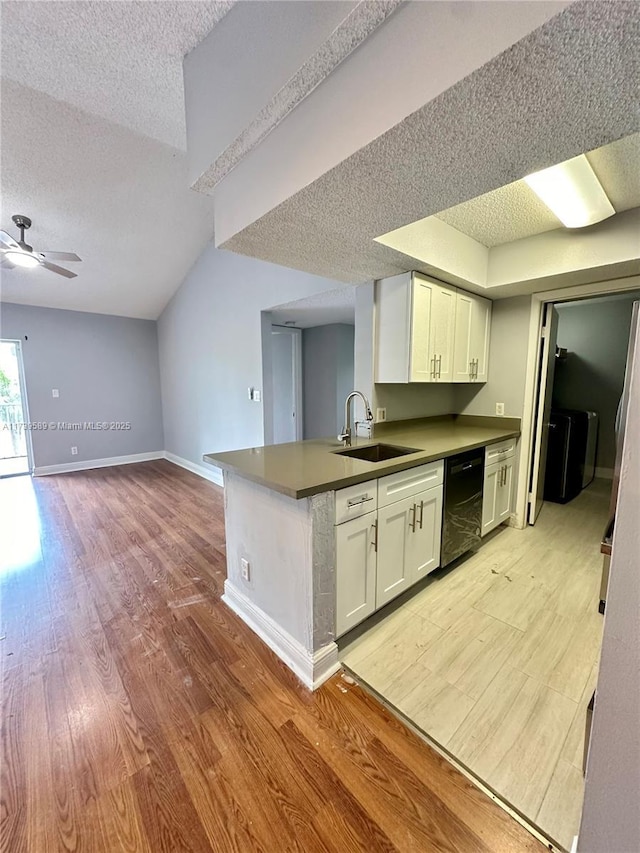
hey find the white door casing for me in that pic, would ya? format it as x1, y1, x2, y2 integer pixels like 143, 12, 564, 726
528, 304, 559, 524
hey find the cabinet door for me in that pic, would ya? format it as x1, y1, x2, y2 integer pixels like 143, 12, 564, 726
482, 462, 500, 536
407, 486, 443, 583
452, 290, 474, 382
335, 513, 377, 637
470, 295, 492, 382
429, 281, 457, 382
376, 495, 415, 607
496, 458, 515, 524
409, 275, 435, 382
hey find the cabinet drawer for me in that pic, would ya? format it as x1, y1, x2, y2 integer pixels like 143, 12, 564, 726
485, 439, 516, 465
335, 479, 378, 525
378, 461, 444, 508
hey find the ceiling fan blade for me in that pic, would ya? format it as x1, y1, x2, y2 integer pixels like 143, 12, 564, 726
38, 251, 82, 262
0, 230, 20, 250
40, 259, 77, 279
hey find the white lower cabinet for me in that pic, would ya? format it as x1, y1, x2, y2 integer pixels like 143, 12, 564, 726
482, 457, 515, 536
336, 476, 444, 636
335, 511, 377, 637
376, 495, 416, 607
410, 486, 443, 583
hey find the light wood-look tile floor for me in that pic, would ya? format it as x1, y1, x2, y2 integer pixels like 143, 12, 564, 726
341, 480, 610, 851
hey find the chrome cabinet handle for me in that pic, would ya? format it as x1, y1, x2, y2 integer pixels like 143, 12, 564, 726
437, 355, 442, 379
469, 360, 474, 378
430, 356, 436, 379
371, 519, 378, 552
347, 495, 374, 507
418, 499, 424, 529
409, 503, 417, 533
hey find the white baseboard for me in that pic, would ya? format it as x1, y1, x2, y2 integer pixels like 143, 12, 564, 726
595, 466, 614, 481
222, 580, 340, 691
34, 450, 164, 476
163, 452, 224, 486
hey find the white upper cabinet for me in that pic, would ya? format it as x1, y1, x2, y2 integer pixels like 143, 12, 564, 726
452, 290, 492, 383
418, 276, 456, 383
375, 272, 490, 384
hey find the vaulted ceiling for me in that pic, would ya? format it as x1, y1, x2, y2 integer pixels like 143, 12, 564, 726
0, 1, 232, 318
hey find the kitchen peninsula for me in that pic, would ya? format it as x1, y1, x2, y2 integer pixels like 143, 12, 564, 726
204, 415, 519, 689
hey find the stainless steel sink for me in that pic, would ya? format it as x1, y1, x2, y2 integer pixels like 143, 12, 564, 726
333, 443, 421, 463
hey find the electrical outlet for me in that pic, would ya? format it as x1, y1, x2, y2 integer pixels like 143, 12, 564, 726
52, 389, 59, 398
71, 446, 78, 456
376, 407, 387, 422
240, 558, 251, 582
496, 402, 505, 416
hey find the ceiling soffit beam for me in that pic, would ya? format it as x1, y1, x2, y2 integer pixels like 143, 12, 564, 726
221, 1, 640, 291
192, 0, 404, 193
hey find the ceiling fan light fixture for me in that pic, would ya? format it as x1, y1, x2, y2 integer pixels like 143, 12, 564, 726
524, 154, 615, 229
4, 250, 40, 269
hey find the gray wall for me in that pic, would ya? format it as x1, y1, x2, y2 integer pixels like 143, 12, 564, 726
553, 293, 640, 470
376, 383, 456, 422
302, 324, 354, 439
0, 302, 163, 469
157, 245, 343, 470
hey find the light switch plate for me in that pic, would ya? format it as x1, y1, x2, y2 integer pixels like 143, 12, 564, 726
71, 446, 78, 456
253, 389, 261, 402
52, 389, 59, 398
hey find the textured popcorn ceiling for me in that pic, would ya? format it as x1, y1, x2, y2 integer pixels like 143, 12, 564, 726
224, 2, 640, 289
269, 286, 355, 328
435, 134, 640, 248
0, 1, 232, 317
0, 80, 216, 319
0, 0, 234, 149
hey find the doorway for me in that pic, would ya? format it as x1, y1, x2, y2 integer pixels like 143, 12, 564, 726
526, 290, 640, 525
0, 340, 32, 478
270, 326, 303, 444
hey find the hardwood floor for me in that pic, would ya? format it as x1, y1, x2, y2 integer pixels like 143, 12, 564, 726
341, 480, 610, 852
0, 460, 543, 853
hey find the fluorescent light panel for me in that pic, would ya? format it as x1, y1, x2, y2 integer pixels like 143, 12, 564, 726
524, 154, 615, 228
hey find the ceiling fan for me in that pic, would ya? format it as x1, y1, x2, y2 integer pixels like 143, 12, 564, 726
0, 215, 81, 279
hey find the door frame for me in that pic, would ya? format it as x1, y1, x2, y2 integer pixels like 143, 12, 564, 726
527, 304, 559, 524
514, 274, 640, 528
0, 338, 34, 475
270, 325, 303, 443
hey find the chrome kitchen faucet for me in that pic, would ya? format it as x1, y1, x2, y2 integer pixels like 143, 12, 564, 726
338, 391, 374, 446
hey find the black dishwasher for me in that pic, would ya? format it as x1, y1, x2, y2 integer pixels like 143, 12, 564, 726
441, 449, 484, 567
